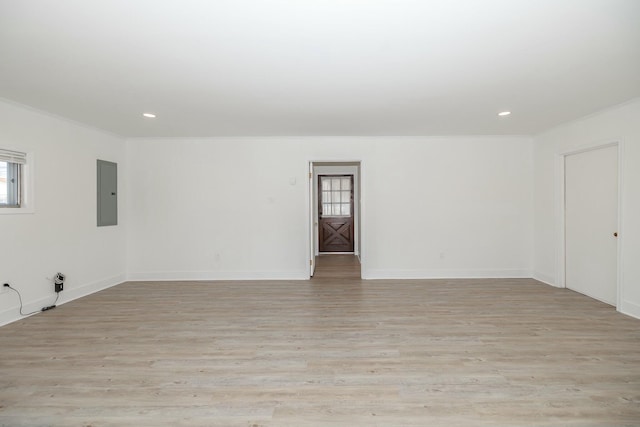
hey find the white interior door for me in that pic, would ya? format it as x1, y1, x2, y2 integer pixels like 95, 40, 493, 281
309, 162, 316, 277
565, 145, 618, 305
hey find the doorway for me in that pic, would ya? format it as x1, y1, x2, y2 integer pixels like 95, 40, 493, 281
308, 161, 362, 278
564, 144, 619, 306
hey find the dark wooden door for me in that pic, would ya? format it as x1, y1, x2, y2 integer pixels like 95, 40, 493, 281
318, 175, 354, 252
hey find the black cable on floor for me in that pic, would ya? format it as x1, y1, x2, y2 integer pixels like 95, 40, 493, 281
4, 284, 59, 316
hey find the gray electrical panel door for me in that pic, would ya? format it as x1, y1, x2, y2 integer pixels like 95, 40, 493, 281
97, 160, 117, 226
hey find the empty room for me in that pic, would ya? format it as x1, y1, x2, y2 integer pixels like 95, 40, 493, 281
1, 1, 639, 426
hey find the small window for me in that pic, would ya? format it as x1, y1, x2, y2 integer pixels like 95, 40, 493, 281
320, 175, 352, 217
0, 149, 26, 208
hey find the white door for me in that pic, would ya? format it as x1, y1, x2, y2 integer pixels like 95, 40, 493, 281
309, 162, 316, 277
565, 145, 618, 305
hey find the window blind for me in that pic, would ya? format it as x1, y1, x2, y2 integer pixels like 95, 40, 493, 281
0, 149, 27, 164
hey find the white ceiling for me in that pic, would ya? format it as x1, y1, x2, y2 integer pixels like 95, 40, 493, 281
1, 0, 639, 137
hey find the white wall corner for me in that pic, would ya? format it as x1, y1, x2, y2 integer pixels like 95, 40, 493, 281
532, 271, 559, 287
619, 300, 640, 321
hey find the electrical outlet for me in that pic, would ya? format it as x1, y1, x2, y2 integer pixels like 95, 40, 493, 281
54, 273, 65, 293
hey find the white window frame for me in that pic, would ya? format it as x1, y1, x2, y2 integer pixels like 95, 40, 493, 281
0, 149, 34, 215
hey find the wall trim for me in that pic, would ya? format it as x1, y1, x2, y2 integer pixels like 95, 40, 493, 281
619, 300, 640, 320
0, 274, 125, 327
361, 269, 532, 280
532, 271, 558, 287
127, 271, 309, 281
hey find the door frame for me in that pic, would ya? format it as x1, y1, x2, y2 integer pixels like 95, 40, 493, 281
307, 160, 363, 279
555, 141, 623, 308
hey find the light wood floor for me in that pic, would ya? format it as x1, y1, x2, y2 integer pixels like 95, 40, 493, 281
312, 254, 362, 280
1, 256, 639, 426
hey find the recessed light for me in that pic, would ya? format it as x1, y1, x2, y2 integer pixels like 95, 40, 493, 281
498, 111, 511, 116
143, 113, 156, 118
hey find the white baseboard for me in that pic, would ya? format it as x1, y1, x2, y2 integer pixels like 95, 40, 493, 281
532, 271, 559, 287
619, 300, 640, 320
362, 268, 532, 280
60, 274, 126, 304
0, 274, 125, 327
127, 270, 309, 281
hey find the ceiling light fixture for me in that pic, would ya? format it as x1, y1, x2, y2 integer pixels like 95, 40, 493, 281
143, 113, 156, 118
498, 111, 511, 116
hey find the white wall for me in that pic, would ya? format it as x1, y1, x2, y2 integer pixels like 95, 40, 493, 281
533, 98, 640, 319
4, 93, 637, 325
0, 100, 127, 326
126, 136, 533, 280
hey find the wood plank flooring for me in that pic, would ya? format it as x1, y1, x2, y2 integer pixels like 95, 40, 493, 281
1, 256, 639, 426
312, 254, 361, 280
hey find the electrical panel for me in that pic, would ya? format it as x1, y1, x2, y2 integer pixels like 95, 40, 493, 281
97, 159, 118, 226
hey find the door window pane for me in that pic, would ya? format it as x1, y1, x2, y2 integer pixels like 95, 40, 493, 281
341, 178, 351, 190
320, 176, 352, 217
